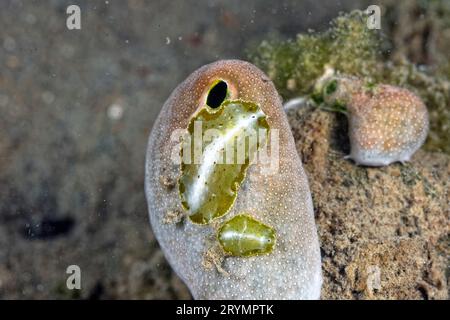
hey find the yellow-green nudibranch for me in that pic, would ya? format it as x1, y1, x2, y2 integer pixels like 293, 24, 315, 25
145, 60, 322, 299
218, 214, 276, 257
315, 70, 429, 166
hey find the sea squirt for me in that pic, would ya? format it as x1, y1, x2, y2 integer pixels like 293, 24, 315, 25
145, 60, 322, 299
316, 70, 429, 166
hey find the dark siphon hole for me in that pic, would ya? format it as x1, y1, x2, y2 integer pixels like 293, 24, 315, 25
206, 80, 228, 108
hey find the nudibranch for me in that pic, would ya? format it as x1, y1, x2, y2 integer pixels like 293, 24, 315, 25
145, 60, 322, 299
218, 214, 276, 257
179, 99, 270, 225
315, 69, 429, 166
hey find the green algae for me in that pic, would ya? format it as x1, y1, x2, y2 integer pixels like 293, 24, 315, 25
249, 8, 450, 154
249, 11, 383, 99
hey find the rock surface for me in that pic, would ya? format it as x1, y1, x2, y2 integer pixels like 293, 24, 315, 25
287, 105, 449, 299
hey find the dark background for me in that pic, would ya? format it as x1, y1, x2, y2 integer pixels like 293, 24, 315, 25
0, 0, 389, 299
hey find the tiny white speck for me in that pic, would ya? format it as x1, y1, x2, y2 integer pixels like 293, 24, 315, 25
107, 103, 124, 120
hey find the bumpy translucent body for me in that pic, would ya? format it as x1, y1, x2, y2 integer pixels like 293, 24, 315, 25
218, 214, 276, 257
320, 76, 429, 166
179, 100, 269, 224
145, 60, 322, 299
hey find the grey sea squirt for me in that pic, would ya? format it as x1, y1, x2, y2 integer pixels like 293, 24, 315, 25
314, 69, 429, 166
145, 60, 322, 299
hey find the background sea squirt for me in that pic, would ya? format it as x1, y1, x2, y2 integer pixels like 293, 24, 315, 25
145, 60, 322, 299
315, 72, 429, 166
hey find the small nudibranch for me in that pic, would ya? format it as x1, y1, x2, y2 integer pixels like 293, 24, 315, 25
145, 60, 322, 299
316, 70, 429, 166
218, 214, 276, 257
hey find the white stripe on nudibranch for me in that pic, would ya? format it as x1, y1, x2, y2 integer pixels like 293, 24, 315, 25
187, 109, 264, 213
220, 230, 267, 245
